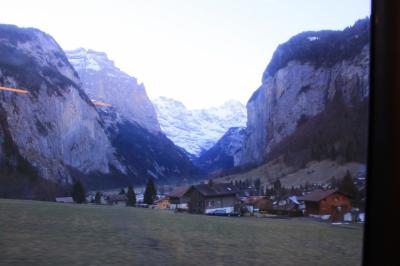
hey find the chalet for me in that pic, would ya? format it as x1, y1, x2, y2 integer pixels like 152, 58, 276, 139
298, 189, 352, 220
243, 196, 271, 213
184, 183, 239, 214
167, 185, 190, 210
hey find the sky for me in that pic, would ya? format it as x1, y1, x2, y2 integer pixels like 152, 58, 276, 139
0, 0, 370, 109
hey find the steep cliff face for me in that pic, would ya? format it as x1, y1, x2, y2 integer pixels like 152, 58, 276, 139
65, 48, 160, 134
238, 18, 370, 166
194, 127, 246, 174
153, 97, 247, 156
67, 50, 200, 183
0, 25, 125, 192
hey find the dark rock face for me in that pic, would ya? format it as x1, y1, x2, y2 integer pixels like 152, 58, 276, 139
262, 18, 370, 79
97, 107, 201, 184
195, 127, 246, 174
238, 18, 370, 167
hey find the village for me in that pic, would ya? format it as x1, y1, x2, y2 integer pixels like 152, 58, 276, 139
55, 168, 366, 224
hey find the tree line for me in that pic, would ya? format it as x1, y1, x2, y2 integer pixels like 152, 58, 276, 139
71, 177, 158, 206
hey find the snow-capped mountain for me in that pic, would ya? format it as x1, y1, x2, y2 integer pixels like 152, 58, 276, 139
152, 97, 247, 156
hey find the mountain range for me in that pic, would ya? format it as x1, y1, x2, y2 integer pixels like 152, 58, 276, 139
0, 17, 370, 199
152, 97, 246, 156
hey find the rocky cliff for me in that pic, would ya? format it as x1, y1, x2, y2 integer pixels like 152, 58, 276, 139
65, 48, 160, 134
237, 18, 370, 167
0, 24, 127, 197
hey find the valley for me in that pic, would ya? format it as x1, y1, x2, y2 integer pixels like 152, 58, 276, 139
0, 4, 371, 266
0, 18, 369, 200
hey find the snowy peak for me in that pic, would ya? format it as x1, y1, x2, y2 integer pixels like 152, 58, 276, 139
66, 48, 116, 72
153, 97, 247, 156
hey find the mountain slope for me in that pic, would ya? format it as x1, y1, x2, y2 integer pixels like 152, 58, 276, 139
194, 127, 246, 174
237, 18, 370, 168
153, 97, 247, 156
0, 25, 127, 197
66, 49, 200, 184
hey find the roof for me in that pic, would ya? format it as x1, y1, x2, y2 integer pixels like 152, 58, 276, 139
288, 196, 301, 205
244, 196, 268, 205
154, 197, 168, 203
168, 185, 190, 198
190, 183, 239, 197
298, 189, 341, 202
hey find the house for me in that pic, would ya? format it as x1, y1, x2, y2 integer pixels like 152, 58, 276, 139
154, 197, 170, 209
243, 196, 271, 213
55, 197, 74, 203
167, 185, 190, 210
184, 183, 239, 214
298, 189, 352, 220
106, 194, 127, 206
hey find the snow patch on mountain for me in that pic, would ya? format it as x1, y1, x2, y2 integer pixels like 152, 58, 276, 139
153, 97, 247, 156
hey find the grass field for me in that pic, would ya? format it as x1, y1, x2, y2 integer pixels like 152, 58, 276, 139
0, 199, 363, 266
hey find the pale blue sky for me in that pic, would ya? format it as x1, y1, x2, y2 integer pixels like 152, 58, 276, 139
1, 0, 370, 108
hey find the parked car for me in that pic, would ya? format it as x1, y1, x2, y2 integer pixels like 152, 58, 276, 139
207, 209, 240, 217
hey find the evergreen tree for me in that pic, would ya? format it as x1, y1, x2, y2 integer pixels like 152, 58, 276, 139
71, 180, 86, 204
265, 186, 274, 197
338, 171, 358, 198
94, 192, 101, 205
126, 185, 136, 207
273, 179, 282, 193
254, 178, 261, 195
330, 177, 338, 189
119, 188, 125, 195
144, 178, 157, 205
